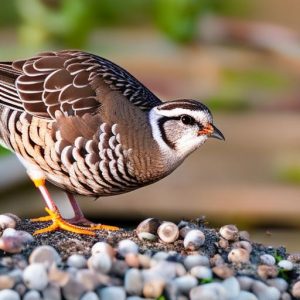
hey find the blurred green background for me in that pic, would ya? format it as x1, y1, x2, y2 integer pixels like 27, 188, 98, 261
1, 0, 300, 251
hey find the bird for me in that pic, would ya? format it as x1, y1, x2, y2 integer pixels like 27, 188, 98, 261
0, 50, 224, 235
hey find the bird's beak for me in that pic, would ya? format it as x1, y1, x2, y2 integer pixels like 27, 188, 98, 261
198, 124, 225, 141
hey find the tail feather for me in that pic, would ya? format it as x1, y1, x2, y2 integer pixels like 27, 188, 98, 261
0, 62, 23, 110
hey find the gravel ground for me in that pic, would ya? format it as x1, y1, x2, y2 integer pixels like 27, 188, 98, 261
0, 215, 299, 299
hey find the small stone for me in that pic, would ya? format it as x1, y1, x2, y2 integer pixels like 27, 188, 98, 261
278, 260, 293, 271
99, 287, 126, 300
239, 230, 250, 240
190, 266, 212, 280
175, 262, 187, 277
179, 226, 194, 238
219, 224, 239, 241
29, 245, 61, 268
210, 254, 225, 267
2, 228, 34, 243
0, 275, 14, 289
48, 264, 70, 286
287, 253, 300, 263
23, 263, 48, 291
157, 222, 179, 243
43, 283, 62, 300
222, 277, 240, 298
118, 240, 139, 256
183, 230, 205, 251
23, 290, 42, 300
260, 254, 276, 266
228, 248, 250, 264
281, 292, 292, 300
0, 215, 16, 229
212, 265, 235, 279
173, 275, 198, 294
0, 289, 20, 300
76, 269, 98, 291
138, 254, 151, 268
218, 238, 229, 249
143, 279, 165, 298
237, 291, 258, 300
252, 280, 280, 300
184, 255, 210, 270
125, 253, 140, 268
110, 259, 129, 277
62, 277, 86, 300
232, 241, 252, 253
292, 281, 300, 298
81, 291, 99, 300
124, 268, 143, 296
267, 278, 288, 292
88, 252, 112, 274
91, 242, 115, 258
257, 265, 278, 279
151, 251, 169, 262
190, 283, 227, 300
237, 276, 254, 291
136, 218, 161, 241
67, 254, 87, 269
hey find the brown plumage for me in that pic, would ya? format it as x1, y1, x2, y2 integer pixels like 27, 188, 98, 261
0, 50, 224, 235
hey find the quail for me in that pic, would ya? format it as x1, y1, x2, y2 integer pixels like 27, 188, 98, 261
0, 50, 224, 235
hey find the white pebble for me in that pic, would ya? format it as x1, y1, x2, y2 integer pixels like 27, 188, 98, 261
228, 248, 250, 264
190, 266, 212, 280
237, 291, 258, 300
183, 230, 205, 251
190, 283, 228, 300
2, 228, 33, 243
278, 260, 293, 271
237, 276, 254, 291
0, 289, 20, 300
267, 278, 288, 292
0, 215, 16, 229
23, 290, 41, 300
118, 240, 139, 256
157, 222, 179, 243
222, 276, 240, 298
67, 254, 87, 269
23, 263, 48, 291
184, 255, 210, 270
29, 245, 61, 268
88, 252, 112, 274
99, 287, 126, 300
81, 291, 99, 300
260, 254, 275, 266
91, 242, 115, 258
173, 275, 198, 294
219, 224, 239, 241
124, 268, 143, 296
252, 280, 280, 300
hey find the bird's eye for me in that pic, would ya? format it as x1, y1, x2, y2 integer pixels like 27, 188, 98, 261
180, 115, 195, 125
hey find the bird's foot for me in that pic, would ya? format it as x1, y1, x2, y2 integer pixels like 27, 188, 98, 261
31, 208, 95, 236
68, 216, 119, 231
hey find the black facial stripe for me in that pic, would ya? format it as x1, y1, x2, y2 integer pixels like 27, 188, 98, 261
157, 100, 211, 114
157, 116, 177, 149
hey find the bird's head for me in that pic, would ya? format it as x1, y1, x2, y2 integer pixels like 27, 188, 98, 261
149, 99, 224, 161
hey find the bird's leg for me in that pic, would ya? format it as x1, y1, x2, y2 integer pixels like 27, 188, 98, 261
66, 192, 120, 231
29, 176, 96, 236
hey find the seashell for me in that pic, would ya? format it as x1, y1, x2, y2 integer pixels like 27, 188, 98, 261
0, 215, 16, 230
136, 218, 161, 241
228, 248, 250, 264
183, 230, 205, 251
219, 224, 239, 241
157, 222, 179, 244
91, 241, 115, 258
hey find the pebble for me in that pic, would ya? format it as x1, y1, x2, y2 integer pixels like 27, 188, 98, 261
110, 259, 129, 277
239, 230, 250, 240
48, 264, 69, 286
0, 214, 16, 229
23, 263, 48, 291
0, 289, 20, 300
0, 275, 14, 289
260, 254, 276, 266
157, 222, 179, 243
23, 290, 42, 300
62, 277, 86, 300
29, 245, 61, 268
173, 275, 198, 294
222, 277, 240, 298
287, 253, 300, 263
184, 254, 210, 270
125, 253, 140, 268
257, 264, 278, 279
190, 266, 213, 280
0, 229, 34, 253
281, 292, 292, 300
76, 269, 99, 291
190, 283, 228, 300
143, 279, 165, 298
118, 240, 139, 256
228, 248, 250, 264
43, 283, 63, 300
267, 278, 288, 292
91, 242, 115, 258
237, 291, 258, 300
232, 241, 252, 253
99, 286, 126, 300
124, 268, 143, 296
278, 259, 293, 271
292, 281, 300, 298
212, 265, 235, 279
237, 276, 254, 290
67, 254, 87, 269
252, 280, 280, 300
88, 252, 112, 274
2, 228, 34, 243
136, 218, 161, 241
219, 224, 239, 241
183, 230, 205, 251
81, 291, 99, 300
210, 254, 225, 267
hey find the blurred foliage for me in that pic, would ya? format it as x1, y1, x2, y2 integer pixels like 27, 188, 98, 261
0, 146, 11, 157
0, 1, 20, 27
277, 165, 300, 184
